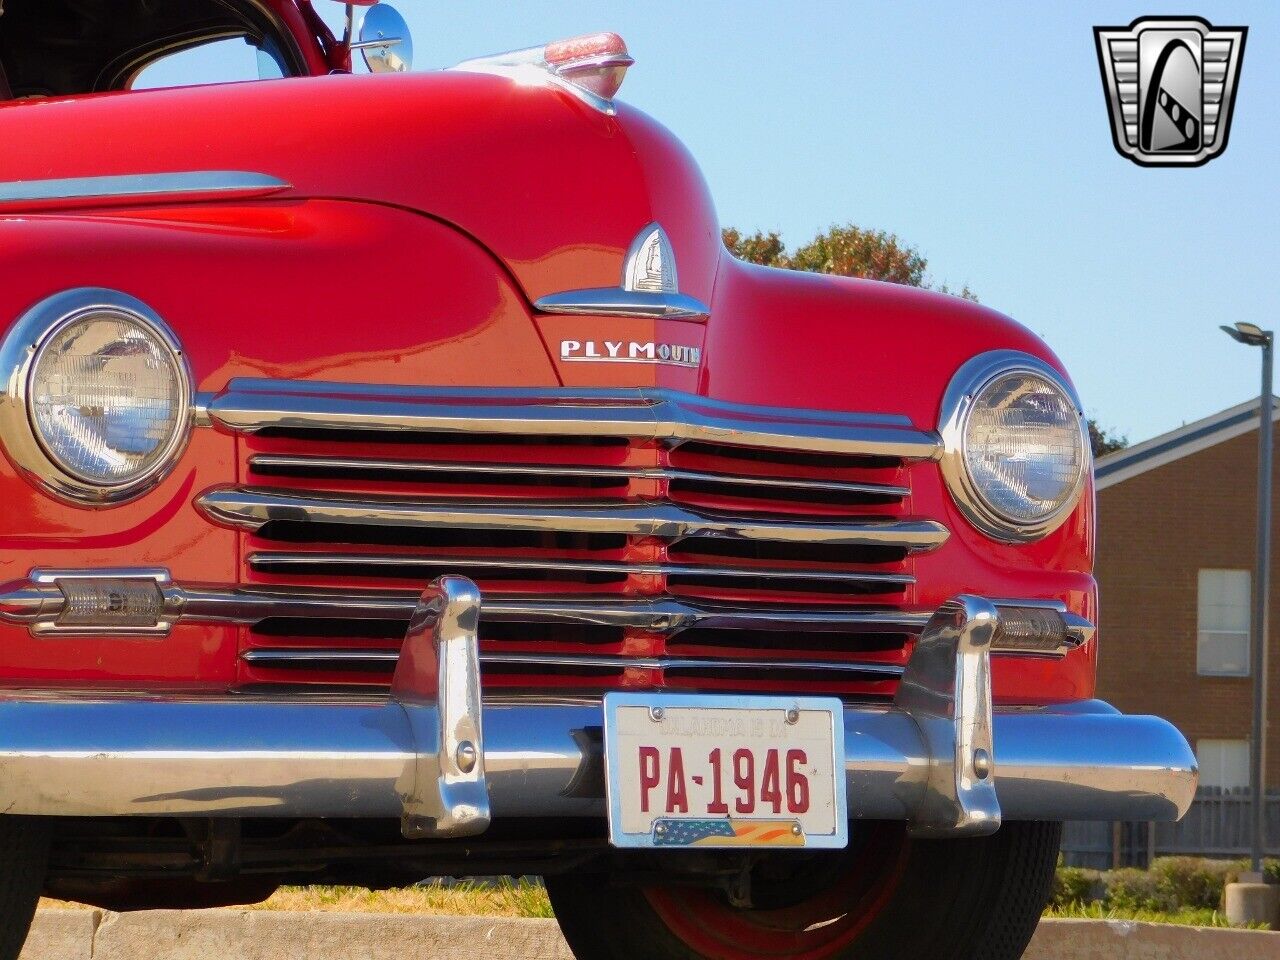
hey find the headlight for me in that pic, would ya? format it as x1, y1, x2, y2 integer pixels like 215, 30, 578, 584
0, 289, 191, 505
939, 351, 1089, 541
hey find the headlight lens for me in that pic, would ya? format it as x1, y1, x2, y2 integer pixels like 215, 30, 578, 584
30, 314, 186, 485
941, 353, 1088, 541
0, 289, 191, 505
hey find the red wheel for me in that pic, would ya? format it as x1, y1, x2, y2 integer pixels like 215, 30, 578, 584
545, 821, 1060, 960
642, 825, 907, 959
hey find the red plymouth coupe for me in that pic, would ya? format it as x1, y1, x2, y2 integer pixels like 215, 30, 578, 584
0, 3, 1196, 959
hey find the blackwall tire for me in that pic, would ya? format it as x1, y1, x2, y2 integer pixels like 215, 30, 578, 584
0, 818, 49, 960
546, 821, 1061, 960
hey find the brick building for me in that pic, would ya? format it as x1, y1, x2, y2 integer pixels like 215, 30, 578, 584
1095, 397, 1280, 792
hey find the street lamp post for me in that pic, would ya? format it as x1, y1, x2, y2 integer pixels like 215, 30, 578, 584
1221, 321, 1273, 875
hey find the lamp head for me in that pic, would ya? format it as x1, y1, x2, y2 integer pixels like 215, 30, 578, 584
1222, 322, 1273, 347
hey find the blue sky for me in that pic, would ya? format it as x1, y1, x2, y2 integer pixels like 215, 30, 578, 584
164, 2, 1280, 446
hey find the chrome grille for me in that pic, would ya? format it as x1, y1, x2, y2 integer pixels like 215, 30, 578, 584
196, 380, 947, 694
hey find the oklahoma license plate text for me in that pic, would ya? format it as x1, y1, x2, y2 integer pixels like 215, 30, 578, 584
603, 693, 848, 849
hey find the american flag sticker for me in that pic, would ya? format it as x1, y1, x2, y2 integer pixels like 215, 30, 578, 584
652, 818, 805, 847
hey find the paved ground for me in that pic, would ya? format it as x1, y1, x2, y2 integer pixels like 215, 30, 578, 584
19, 911, 1280, 960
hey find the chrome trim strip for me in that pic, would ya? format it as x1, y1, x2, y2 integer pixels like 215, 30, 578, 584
3, 573, 1095, 654
534, 289, 710, 321
0, 577, 932, 637
196, 487, 951, 551
246, 454, 910, 499
0, 171, 290, 208
247, 551, 916, 588
479, 597, 929, 633
241, 647, 908, 678
204, 380, 942, 461
0, 695, 1197, 823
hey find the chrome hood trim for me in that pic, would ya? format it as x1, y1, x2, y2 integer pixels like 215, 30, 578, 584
0, 171, 290, 210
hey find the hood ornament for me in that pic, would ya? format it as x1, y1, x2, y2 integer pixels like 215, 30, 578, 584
623, 223, 678, 295
452, 32, 633, 116
534, 222, 709, 322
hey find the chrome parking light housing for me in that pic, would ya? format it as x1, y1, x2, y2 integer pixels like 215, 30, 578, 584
0, 288, 193, 506
939, 350, 1090, 542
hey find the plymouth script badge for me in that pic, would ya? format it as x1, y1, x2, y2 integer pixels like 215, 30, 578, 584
1094, 17, 1246, 167
560, 339, 701, 368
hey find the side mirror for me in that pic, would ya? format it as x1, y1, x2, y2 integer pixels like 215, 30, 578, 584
354, 4, 414, 74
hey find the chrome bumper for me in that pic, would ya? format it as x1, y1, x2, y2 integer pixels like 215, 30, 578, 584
0, 583, 1198, 837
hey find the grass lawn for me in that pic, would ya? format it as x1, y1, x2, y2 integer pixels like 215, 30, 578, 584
1044, 901, 1262, 928
40, 879, 555, 919
248, 880, 554, 918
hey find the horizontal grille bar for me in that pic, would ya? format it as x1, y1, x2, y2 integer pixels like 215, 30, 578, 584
168, 587, 933, 636
198, 488, 949, 551
203, 381, 942, 461
248, 551, 916, 589
479, 598, 928, 633
239, 648, 906, 678
247, 454, 912, 500
1, 576, 1090, 656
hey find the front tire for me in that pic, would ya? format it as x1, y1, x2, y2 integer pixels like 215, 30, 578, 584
0, 818, 49, 960
546, 821, 1060, 960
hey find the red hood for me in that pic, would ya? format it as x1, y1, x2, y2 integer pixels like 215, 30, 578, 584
0, 71, 721, 309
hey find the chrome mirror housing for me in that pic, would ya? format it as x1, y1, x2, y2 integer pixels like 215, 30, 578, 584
355, 4, 413, 74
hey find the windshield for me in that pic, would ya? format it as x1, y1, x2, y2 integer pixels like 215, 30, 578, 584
0, 0, 302, 98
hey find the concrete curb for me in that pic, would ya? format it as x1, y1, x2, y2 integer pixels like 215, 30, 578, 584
21, 910, 1280, 960
1024, 918, 1278, 959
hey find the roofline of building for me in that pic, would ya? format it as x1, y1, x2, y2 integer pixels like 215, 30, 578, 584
1095, 396, 1280, 490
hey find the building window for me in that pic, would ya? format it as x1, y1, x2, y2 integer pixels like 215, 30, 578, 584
1196, 739, 1250, 791
1197, 569, 1251, 676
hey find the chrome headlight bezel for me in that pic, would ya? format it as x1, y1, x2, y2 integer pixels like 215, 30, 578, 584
938, 350, 1090, 543
0, 288, 192, 507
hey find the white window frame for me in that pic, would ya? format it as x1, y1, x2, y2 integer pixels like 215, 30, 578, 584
1195, 739, 1251, 791
1197, 569, 1251, 677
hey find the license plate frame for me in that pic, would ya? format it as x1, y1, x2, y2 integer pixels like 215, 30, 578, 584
603, 692, 848, 850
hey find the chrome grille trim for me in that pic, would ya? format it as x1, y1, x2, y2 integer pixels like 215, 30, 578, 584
191, 380, 963, 691
219, 588, 930, 635
197, 488, 950, 551
203, 380, 943, 461
239, 647, 906, 677
0, 582, 929, 636
247, 454, 912, 500
247, 551, 916, 589
478, 597, 929, 633
1, 574, 1090, 658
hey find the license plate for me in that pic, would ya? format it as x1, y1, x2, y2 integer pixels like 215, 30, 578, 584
603, 692, 847, 849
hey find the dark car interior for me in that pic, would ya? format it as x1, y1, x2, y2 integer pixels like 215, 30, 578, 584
0, 0, 302, 97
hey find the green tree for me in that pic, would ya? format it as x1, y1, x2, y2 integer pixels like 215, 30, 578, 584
721, 228, 790, 268
1088, 421, 1128, 460
724, 224, 975, 299
789, 225, 927, 286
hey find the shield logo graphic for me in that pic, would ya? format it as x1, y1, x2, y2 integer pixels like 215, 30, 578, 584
1094, 17, 1247, 166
